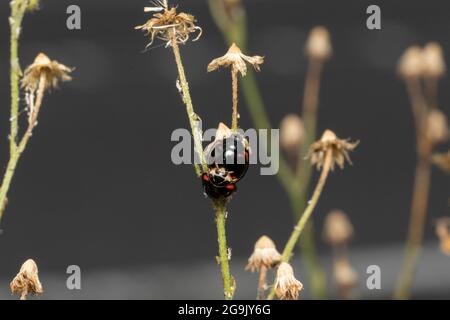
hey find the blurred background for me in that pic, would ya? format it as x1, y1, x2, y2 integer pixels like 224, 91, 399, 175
0, 0, 449, 299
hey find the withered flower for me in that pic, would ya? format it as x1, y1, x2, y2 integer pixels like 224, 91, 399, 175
323, 210, 354, 246
423, 42, 446, 79
274, 262, 303, 300
207, 43, 264, 77
398, 46, 424, 79
10, 259, 43, 300
433, 150, 450, 173
135, 0, 202, 48
280, 114, 305, 154
246, 235, 281, 272
427, 110, 449, 145
307, 130, 359, 171
305, 26, 332, 61
21, 53, 73, 92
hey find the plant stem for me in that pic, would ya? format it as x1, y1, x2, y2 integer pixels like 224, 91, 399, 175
214, 199, 234, 300
267, 149, 333, 300
0, 1, 32, 221
256, 265, 268, 300
231, 69, 239, 131
169, 32, 207, 176
394, 77, 432, 300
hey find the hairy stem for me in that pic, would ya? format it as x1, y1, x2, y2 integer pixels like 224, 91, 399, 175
231, 68, 239, 131
170, 33, 207, 176
214, 199, 234, 300
268, 149, 333, 300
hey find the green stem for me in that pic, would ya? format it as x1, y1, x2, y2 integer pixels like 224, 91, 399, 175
0, 0, 34, 222
268, 149, 333, 300
214, 199, 234, 300
169, 33, 207, 176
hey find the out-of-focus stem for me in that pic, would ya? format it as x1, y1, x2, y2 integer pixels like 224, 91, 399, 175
394, 77, 432, 300
256, 265, 267, 300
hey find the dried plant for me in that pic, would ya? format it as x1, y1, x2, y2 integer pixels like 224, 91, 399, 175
10, 259, 43, 300
395, 43, 449, 299
267, 130, 358, 299
0, 1, 73, 223
246, 235, 281, 299
433, 150, 450, 173
435, 218, 450, 256
274, 262, 303, 300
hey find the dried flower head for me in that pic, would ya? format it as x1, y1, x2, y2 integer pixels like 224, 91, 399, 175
423, 42, 446, 79
323, 210, 354, 246
435, 218, 450, 255
245, 235, 282, 272
398, 46, 424, 79
427, 110, 449, 145
334, 258, 358, 293
432, 150, 450, 173
305, 26, 332, 61
21, 53, 73, 92
274, 262, 303, 300
207, 43, 264, 77
135, 0, 202, 48
10, 259, 43, 300
280, 114, 305, 153
307, 130, 359, 170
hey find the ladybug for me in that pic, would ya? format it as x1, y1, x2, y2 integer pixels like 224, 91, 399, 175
201, 123, 250, 199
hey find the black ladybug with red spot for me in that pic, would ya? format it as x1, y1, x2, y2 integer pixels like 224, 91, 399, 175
201, 123, 250, 199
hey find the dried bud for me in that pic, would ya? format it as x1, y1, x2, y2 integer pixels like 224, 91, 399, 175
208, 43, 264, 77
21, 53, 73, 92
280, 114, 305, 153
246, 235, 282, 272
307, 130, 359, 171
305, 26, 332, 61
427, 110, 449, 145
274, 262, 303, 300
398, 46, 424, 79
10, 259, 43, 300
334, 258, 358, 298
423, 42, 446, 79
135, 1, 202, 48
432, 150, 450, 173
323, 210, 354, 246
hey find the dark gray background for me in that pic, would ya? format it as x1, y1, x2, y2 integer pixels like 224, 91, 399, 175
0, 0, 449, 299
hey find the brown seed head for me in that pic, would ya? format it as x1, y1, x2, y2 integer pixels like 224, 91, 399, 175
323, 210, 354, 246
245, 235, 281, 272
398, 46, 424, 79
307, 129, 359, 170
10, 259, 43, 300
305, 26, 332, 61
135, 0, 202, 48
274, 262, 303, 300
207, 43, 264, 77
432, 150, 450, 173
334, 258, 358, 291
422, 42, 446, 79
21, 53, 73, 92
427, 110, 449, 145
280, 114, 305, 153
